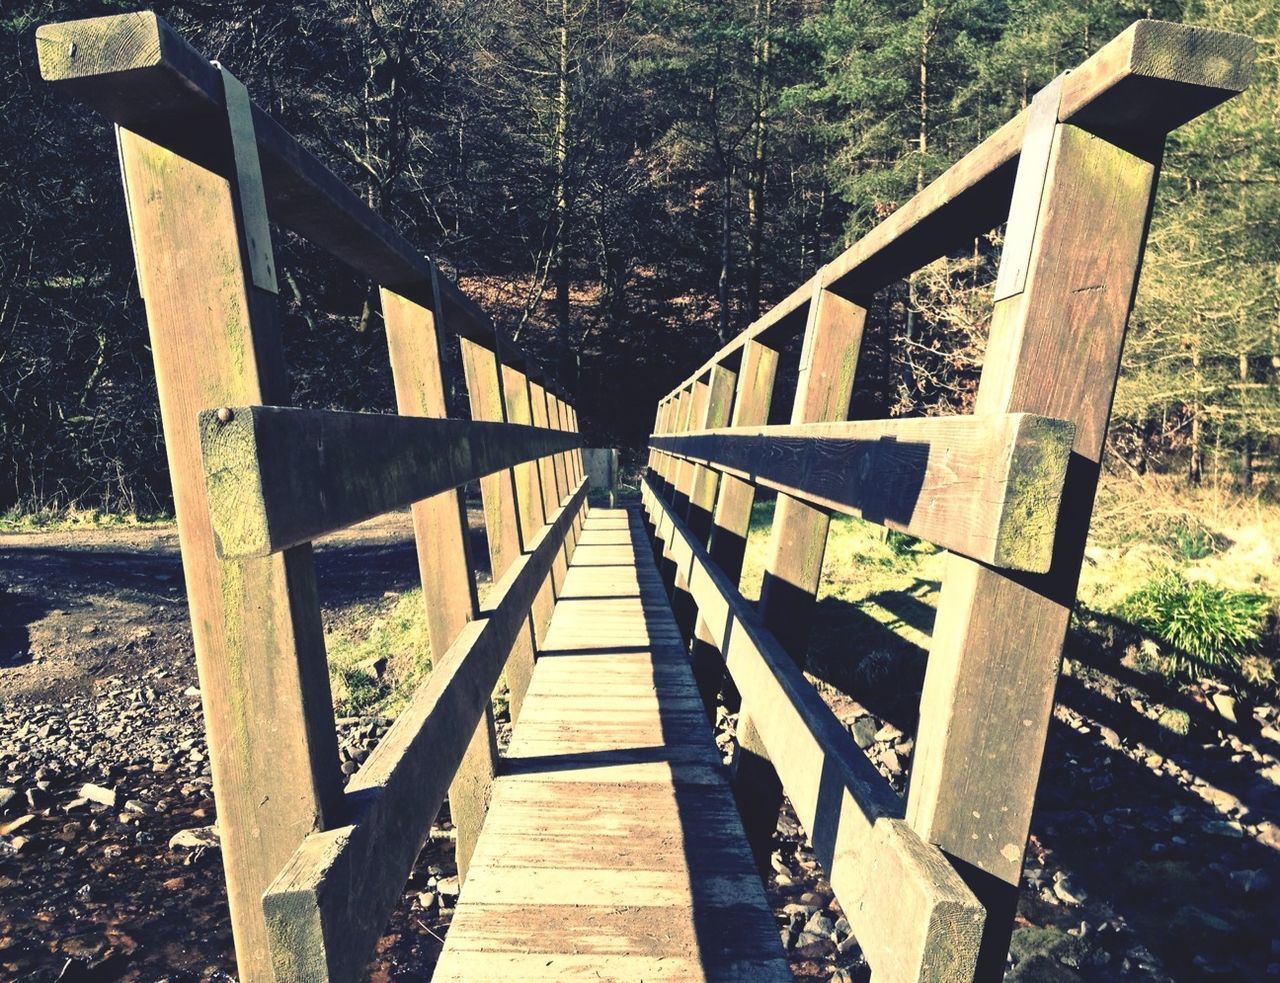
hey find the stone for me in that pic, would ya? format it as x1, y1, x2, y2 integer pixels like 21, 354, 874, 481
1229, 869, 1271, 894
851, 717, 879, 750
1203, 820, 1244, 839
1212, 693, 1242, 725
417, 891, 437, 910
0, 788, 17, 811
804, 912, 836, 939
874, 723, 903, 743
168, 825, 219, 850
25, 786, 53, 810
1254, 822, 1280, 851
1053, 872, 1088, 905
436, 875, 460, 898
78, 783, 116, 808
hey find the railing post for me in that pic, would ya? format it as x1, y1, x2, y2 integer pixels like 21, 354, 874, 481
381, 285, 494, 885
115, 115, 341, 980
503, 366, 558, 643
733, 281, 868, 870
907, 120, 1166, 977
529, 379, 569, 596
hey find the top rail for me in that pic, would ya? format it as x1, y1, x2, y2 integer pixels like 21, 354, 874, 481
35, 11, 560, 391
659, 18, 1254, 401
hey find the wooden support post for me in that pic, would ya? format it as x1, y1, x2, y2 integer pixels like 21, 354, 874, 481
459, 339, 537, 723
381, 287, 493, 885
907, 123, 1164, 978
686, 364, 739, 719
116, 120, 341, 981
503, 366, 557, 644
733, 283, 868, 870
529, 380, 569, 598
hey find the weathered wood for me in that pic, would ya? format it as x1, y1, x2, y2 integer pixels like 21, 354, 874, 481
734, 285, 868, 869
36, 12, 555, 374
199, 406, 580, 559
642, 481, 983, 982
115, 127, 340, 982
460, 338, 538, 724
436, 509, 791, 983
651, 413, 1075, 573
262, 479, 588, 983
657, 20, 1255, 397
528, 380, 569, 598
381, 288, 491, 886
907, 123, 1164, 978
501, 364, 557, 646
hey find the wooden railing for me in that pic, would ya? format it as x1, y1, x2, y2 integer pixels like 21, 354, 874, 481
642, 19, 1254, 983
38, 12, 587, 983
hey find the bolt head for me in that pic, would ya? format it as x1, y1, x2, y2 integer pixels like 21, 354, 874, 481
215, 407, 234, 424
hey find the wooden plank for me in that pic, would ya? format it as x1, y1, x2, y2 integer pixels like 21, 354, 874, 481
262, 479, 587, 983
115, 128, 340, 982
381, 288, 491, 887
199, 406, 580, 559
642, 482, 983, 981
907, 123, 1165, 979
734, 285, 867, 868
437, 509, 790, 983
651, 413, 1075, 573
655, 20, 1255, 401
528, 380, 570, 599
502, 364, 557, 646
36, 14, 559, 375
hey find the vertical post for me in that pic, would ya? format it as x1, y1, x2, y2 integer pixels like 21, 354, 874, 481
907, 123, 1163, 977
529, 379, 569, 596
381, 285, 493, 885
117, 119, 341, 979
686, 364, 739, 717
733, 281, 868, 869
459, 339, 538, 722
503, 365, 557, 643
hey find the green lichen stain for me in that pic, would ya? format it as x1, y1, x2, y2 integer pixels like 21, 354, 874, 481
995, 415, 1075, 573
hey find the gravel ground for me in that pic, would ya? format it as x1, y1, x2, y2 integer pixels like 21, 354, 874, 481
1, 517, 1278, 980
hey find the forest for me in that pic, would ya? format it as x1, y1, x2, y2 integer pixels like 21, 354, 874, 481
1, 0, 1277, 515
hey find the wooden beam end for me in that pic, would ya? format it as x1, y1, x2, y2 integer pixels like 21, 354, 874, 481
1127, 20, 1256, 95
991, 414, 1075, 575
36, 12, 166, 83
199, 406, 272, 561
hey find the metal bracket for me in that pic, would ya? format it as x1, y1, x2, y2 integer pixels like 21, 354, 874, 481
993, 72, 1067, 303
214, 62, 278, 294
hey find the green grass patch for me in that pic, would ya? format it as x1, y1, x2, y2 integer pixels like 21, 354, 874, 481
1118, 573, 1271, 681
0, 506, 173, 533
326, 589, 432, 718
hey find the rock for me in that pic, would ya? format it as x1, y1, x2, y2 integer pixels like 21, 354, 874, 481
1170, 906, 1237, 949
874, 722, 903, 743
1203, 820, 1244, 839
183, 685, 201, 698
1229, 869, 1271, 894
0, 788, 17, 812
1098, 726, 1121, 749
417, 890, 437, 910
1212, 693, 1243, 725
1053, 872, 1089, 905
804, 912, 836, 939
357, 656, 388, 680
0, 813, 35, 836
436, 875, 460, 898
169, 825, 220, 850
1254, 822, 1280, 851
25, 786, 53, 810
78, 783, 116, 808
852, 717, 879, 750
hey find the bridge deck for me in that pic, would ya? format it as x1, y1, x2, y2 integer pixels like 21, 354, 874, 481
435, 507, 790, 981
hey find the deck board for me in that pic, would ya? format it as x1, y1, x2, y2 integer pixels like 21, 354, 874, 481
435, 508, 790, 981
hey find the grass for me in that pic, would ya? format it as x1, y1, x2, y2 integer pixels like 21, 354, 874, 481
0, 506, 173, 533
325, 589, 432, 718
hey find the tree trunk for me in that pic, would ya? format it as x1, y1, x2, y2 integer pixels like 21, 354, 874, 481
745, 0, 772, 323
553, 0, 573, 385
1188, 336, 1202, 485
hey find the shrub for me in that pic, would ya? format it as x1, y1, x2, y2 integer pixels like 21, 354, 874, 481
1118, 574, 1270, 681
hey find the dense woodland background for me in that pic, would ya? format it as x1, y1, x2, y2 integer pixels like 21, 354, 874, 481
1, 0, 1278, 515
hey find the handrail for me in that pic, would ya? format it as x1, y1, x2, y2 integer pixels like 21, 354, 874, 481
36, 11, 564, 394
643, 18, 1255, 983
659, 19, 1253, 402
38, 12, 590, 983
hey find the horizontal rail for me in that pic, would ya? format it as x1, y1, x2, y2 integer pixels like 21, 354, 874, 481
35, 11, 558, 389
641, 479, 983, 981
263, 476, 588, 983
199, 406, 581, 559
659, 19, 1254, 401
650, 413, 1074, 573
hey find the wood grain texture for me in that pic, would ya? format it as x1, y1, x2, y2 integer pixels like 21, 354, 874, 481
117, 128, 339, 983
642, 483, 983, 982
654, 20, 1254, 397
460, 338, 521, 580
381, 289, 491, 886
262, 479, 587, 983
907, 124, 1161, 977
437, 509, 791, 983
199, 406, 580, 559
651, 413, 1075, 573
36, 13, 557, 375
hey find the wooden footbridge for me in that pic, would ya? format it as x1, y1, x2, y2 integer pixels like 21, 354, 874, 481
37, 12, 1253, 983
